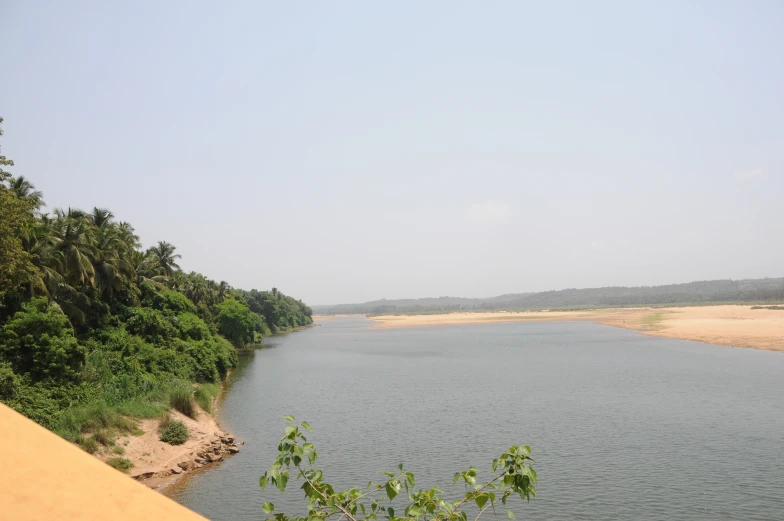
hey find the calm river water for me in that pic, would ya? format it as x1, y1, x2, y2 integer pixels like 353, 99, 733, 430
168, 317, 784, 521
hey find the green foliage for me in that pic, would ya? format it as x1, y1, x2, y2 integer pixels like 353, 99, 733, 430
159, 413, 189, 445
106, 457, 134, 472
194, 383, 220, 413
0, 127, 309, 456
169, 384, 196, 418
77, 435, 100, 454
0, 298, 86, 382
241, 289, 313, 333
149, 289, 196, 314
215, 298, 255, 346
260, 419, 537, 521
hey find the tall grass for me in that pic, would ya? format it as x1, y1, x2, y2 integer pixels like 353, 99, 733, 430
194, 383, 220, 413
169, 383, 196, 418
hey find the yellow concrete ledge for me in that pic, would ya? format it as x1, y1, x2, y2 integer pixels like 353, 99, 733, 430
0, 403, 207, 521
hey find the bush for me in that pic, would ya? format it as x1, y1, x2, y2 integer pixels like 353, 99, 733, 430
194, 383, 220, 413
176, 312, 211, 341
106, 457, 133, 472
77, 436, 99, 454
159, 414, 188, 445
149, 290, 196, 314
0, 298, 86, 382
169, 385, 196, 418
0, 362, 19, 399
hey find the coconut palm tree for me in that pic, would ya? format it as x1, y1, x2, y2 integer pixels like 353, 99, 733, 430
9, 176, 44, 208
147, 241, 181, 277
50, 208, 98, 288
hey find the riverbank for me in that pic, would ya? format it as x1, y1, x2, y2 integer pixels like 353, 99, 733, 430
95, 391, 240, 492
364, 305, 784, 351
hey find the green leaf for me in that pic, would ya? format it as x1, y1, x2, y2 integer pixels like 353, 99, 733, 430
453, 472, 460, 486
387, 507, 394, 518
259, 475, 268, 490
276, 472, 289, 492
475, 493, 489, 509
492, 459, 499, 472
263, 501, 275, 514
301, 421, 312, 431
507, 510, 515, 520
385, 482, 399, 501
283, 415, 295, 422
360, 504, 366, 515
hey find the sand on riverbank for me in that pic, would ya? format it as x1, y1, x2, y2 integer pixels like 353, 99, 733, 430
95, 396, 239, 492
368, 306, 784, 351
312, 314, 363, 322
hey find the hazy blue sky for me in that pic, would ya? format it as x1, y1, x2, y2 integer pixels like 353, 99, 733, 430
1, 1, 782, 304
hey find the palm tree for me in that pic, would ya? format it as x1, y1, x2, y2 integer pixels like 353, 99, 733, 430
50, 208, 98, 288
89, 208, 135, 300
9, 176, 44, 208
146, 241, 181, 277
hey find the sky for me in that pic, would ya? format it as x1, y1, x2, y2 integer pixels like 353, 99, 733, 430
1, 1, 782, 305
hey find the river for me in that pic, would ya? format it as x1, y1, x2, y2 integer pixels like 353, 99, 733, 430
167, 316, 784, 520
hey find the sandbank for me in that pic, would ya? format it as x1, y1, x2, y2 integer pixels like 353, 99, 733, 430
368, 306, 784, 351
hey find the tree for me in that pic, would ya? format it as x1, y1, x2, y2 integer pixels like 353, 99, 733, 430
260, 419, 537, 521
215, 298, 255, 346
8, 175, 44, 208
0, 188, 36, 300
147, 241, 181, 277
0, 120, 36, 301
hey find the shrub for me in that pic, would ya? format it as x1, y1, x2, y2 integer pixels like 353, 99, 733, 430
159, 414, 188, 445
77, 436, 99, 454
194, 383, 220, 413
106, 458, 133, 472
0, 298, 86, 382
169, 384, 196, 418
149, 290, 197, 314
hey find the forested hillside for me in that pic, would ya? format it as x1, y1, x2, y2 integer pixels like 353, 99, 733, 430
0, 118, 311, 453
314, 278, 784, 315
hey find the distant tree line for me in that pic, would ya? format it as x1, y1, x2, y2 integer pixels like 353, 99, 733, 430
314, 278, 784, 315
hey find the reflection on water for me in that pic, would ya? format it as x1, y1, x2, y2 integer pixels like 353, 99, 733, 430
168, 317, 784, 521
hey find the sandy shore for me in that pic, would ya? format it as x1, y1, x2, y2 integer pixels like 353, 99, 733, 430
368, 306, 784, 351
95, 397, 239, 492
312, 314, 362, 322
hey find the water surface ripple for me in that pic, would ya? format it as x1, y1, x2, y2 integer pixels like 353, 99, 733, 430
168, 317, 784, 521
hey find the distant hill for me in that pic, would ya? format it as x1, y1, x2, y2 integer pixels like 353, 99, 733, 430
312, 277, 784, 315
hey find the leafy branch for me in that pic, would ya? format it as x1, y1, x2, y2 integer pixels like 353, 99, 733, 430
260, 417, 537, 521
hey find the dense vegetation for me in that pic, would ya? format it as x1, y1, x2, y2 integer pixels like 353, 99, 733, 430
313, 278, 784, 315
0, 118, 312, 453
260, 418, 537, 521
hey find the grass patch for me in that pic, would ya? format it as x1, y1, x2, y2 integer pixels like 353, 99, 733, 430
112, 445, 125, 455
113, 399, 168, 419
194, 383, 220, 414
751, 305, 784, 310
55, 401, 141, 445
106, 458, 134, 472
77, 435, 99, 454
169, 385, 196, 419
158, 412, 189, 445
641, 313, 665, 330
